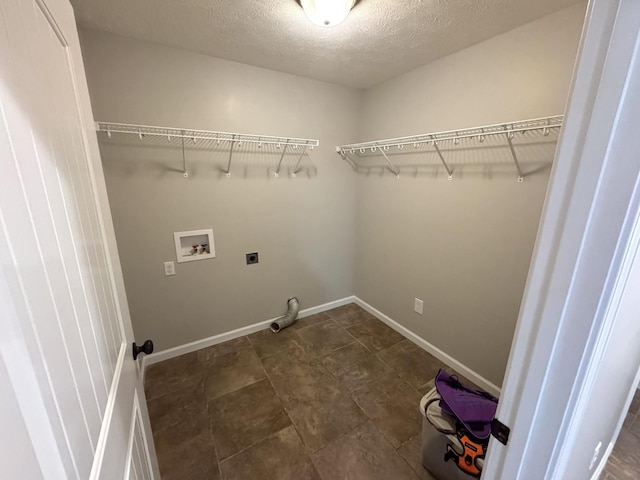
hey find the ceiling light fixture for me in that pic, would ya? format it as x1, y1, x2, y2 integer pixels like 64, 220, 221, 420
300, 0, 356, 27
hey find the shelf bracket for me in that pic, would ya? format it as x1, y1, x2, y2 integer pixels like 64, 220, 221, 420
225, 134, 236, 178
291, 146, 308, 177
377, 143, 400, 178
337, 147, 358, 171
505, 130, 524, 182
181, 134, 188, 178
275, 142, 290, 178
432, 141, 453, 180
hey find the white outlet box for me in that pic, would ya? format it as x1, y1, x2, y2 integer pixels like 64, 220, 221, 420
164, 261, 175, 276
414, 298, 424, 314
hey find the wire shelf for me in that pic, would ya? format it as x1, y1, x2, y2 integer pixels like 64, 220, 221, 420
96, 122, 319, 148
95, 121, 319, 178
336, 115, 563, 181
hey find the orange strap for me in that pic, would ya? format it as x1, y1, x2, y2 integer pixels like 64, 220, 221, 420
445, 433, 485, 478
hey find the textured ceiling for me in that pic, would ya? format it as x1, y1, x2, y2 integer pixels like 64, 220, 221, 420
70, 0, 584, 89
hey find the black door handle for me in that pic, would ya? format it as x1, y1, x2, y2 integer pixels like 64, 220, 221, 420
132, 340, 154, 360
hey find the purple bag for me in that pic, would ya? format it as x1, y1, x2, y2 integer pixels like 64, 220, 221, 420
435, 369, 498, 441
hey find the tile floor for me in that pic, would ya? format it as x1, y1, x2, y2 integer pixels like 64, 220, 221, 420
144, 303, 480, 480
602, 390, 640, 480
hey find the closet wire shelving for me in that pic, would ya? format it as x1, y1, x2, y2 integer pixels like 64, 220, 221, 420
95, 122, 320, 178
336, 115, 564, 182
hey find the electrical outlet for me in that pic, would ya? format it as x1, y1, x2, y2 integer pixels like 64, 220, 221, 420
414, 298, 424, 314
164, 261, 175, 276
246, 252, 259, 265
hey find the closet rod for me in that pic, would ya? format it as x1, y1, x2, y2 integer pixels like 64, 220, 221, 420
336, 115, 563, 153
96, 122, 319, 148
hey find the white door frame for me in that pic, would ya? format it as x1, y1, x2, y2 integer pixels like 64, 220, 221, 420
483, 0, 640, 478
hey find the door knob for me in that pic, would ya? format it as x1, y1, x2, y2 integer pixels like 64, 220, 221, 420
132, 340, 154, 360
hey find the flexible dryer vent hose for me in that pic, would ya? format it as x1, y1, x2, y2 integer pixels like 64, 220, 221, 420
270, 297, 299, 333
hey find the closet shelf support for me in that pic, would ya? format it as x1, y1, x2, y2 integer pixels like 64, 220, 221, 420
275, 143, 290, 178
432, 142, 453, 180
181, 134, 188, 178
337, 147, 358, 172
225, 134, 236, 178
291, 146, 308, 177
377, 144, 400, 178
505, 130, 525, 182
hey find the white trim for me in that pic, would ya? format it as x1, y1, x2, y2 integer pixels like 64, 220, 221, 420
592, 442, 613, 480
123, 393, 138, 480
141, 294, 499, 399
590, 441, 614, 480
134, 391, 155, 480
140, 296, 356, 373
89, 343, 126, 480
352, 297, 501, 397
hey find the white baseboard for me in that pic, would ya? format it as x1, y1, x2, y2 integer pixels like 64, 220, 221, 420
142, 294, 500, 397
352, 297, 501, 397
141, 296, 356, 375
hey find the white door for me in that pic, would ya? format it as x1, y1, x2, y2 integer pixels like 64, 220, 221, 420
482, 0, 640, 478
0, 0, 159, 478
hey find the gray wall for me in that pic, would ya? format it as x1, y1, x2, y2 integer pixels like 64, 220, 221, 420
79, 3, 586, 386
354, 4, 586, 386
79, 30, 361, 351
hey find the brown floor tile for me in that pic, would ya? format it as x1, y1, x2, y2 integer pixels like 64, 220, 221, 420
144, 351, 203, 401
377, 340, 445, 388
155, 431, 219, 480
148, 381, 208, 448
326, 303, 375, 328
285, 394, 368, 453
629, 390, 640, 416
347, 318, 405, 352
263, 345, 367, 452
312, 421, 420, 480
417, 379, 436, 396
320, 342, 393, 391
220, 426, 321, 480
605, 428, 640, 480
162, 460, 220, 480
203, 349, 266, 400
297, 319, 357, 357
260, 345, 332, 405
197, 337, 253, 363
622, 413, 636, 431
352, 373, 423, 448
629, 416, 640, 438
397, 435, 440, 480
291, 312, 332, 330
208, 379, 291, 460
248, 327, 304, 359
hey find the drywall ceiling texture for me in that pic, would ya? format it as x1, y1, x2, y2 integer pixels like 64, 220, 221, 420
70, 0, 584, 89
79, 29, 361, 351
354, 4, 587, 387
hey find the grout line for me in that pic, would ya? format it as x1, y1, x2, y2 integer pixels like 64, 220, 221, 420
202, 382, 224, 480
257, 352, 324, 463
216, 423, 293, 466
